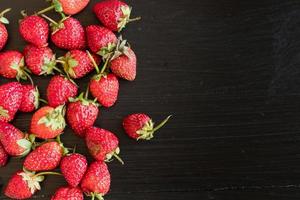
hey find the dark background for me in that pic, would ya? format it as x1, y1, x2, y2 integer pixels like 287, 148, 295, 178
2, 0, 300, 200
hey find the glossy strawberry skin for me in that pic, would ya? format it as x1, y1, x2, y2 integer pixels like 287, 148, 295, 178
24, 141, 63, 171
80, 161, 111, 196
24, 44, 55, 75
67, 101, 99, 137
51, 17, 86, 50
0, 50, 25, 79
4, 171, 34, 199
0, 143, 8, 167
19, 84, 39, 113
110, 47, 137, 81
61, 153, 88, 187
123, 113, 150, 139
86, 25, 117, 54
0, 23, 8, 51
85, 127, 119, 161
19, 15, 49, 47
0, 82, 23, 122
90, 73, 119, 107
58, 0, 89, 15
47, 75, 78, 107
51, 186, 84, 200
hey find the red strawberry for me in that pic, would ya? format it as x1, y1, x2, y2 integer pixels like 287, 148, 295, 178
19, 14, 49, 47
86, 25, 117, 56
19, 84, 40, 113
0, 121, 32, 156
67, 93, 99, 137
24, 141, 67, 171
59, 50, 100, 79
0, 9, 11, 51
0, 143, 8, 167
0, 82, 23, 122
24, 44, 57, 75
51, 186, 84, 200
47, 75, 78, 107
123, 114, 172, 140
93, 0, 141, 32
38, 0, 89, 16
30, 105, 66, 139
60, 153, 87, 187
80, 161, 111, 199
85, 126, 123, 164
0, 50, 31, 81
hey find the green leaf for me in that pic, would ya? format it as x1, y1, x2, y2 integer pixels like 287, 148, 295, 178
0, 17, 9, 24
68, 59, 78, 68
17, 139, 32, 149
53, 0, 63, 12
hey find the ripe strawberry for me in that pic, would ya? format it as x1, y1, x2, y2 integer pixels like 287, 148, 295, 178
0, 143, 8, 167
59, 50, 100, 79
93, 0, 141, 32
0, 121, 32, 156
19, 84, 40, 113
19, 14, 49, 47
80, 161, 111, 199
0, 9, 11, 51
67, 93, 99, 137
30, 105, 66, 139
0, 50, 31, 81
0, 82, 23, 122
60, 153, 87, 187
86, 25, 117, 56
24, 141, 67, 171
123, 114, 172, 140
24, 44, 57, 75
51, 186, 84, 200
85, 126, 123, 164
47, 75, 78, 107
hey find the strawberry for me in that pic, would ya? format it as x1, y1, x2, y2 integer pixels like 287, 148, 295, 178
47, 75, 78, 107
0, 50, 32, 81
86, 25, 117, 56
80, 161, 111, 199
19, 14, 49, 47
38, 0, 89, 16
51, 186, 84, 200
85, 126, 123, 164
0, 121, 32, 156
123, 114, 172, 140
30, 105, 66, 139
60, 153, 87, 187
59, 50, 100, 79
24, 44, 57, 75
93, 0, 141, 32
0, 9, 11, 51
0, 82, 23, 122
0, 143, 8, 167
19, 84, 40, 113
24, 141, 67, 171
67, 93, 99, 137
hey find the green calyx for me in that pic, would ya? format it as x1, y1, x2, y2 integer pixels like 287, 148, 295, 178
0, 8, 11, 24
118, 6, 141, 32
38, 105, 66, 131
41, 55, 57, 75
89, 192, 104, 200
0, 106, 9, 118
136, 115, 172, 140
59, 52, 78, 78
41, 14, 66, 34
16, 137, 32, 157
11, 57, 33, 83
33, 87, 40, 110
97, 43, 116, 61
110, 36, 130, 61
69, 92, 99, 107
105, 147, 124, 165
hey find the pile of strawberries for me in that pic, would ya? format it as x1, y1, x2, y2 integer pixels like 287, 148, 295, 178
0, 0, 171, 199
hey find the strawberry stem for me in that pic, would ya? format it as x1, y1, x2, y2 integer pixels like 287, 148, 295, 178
34, 171, 61, 178
85, 84, 89, 99
41, 14, 58, 26
36, 5, 55, 15
0, 8, 11, 16
86, 51, 100, 74
152, 115, 172, 132
128, 16, 142, 23
23, 70, 34, 85
100, 58, 110, 74
113, 153, 124, 165
39, 98, 48, 104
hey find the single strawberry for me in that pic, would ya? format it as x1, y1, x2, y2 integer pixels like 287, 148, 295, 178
0, 50, 32, 81
24, 141, 67, 171
0, 143, 8, 167
38, 0, 89, 16
47, 75, 78, 107
0, 82, 23, 122
80, 161, 111, 200
123, 114, 172, 140
0, 121, 32, 156
59, 50, 100, 79
19, 84, 40, 113
86, 25, 117, 56
51, 186, 84, 200
0, 9, 11, 51
86, 126, 123, 164
30, 105, 66, 139
19, 14, 49, 47
24, 44, 58, 75
93, 0, 141, 32
60, 153, 87, 187
67, 92, 99, 137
